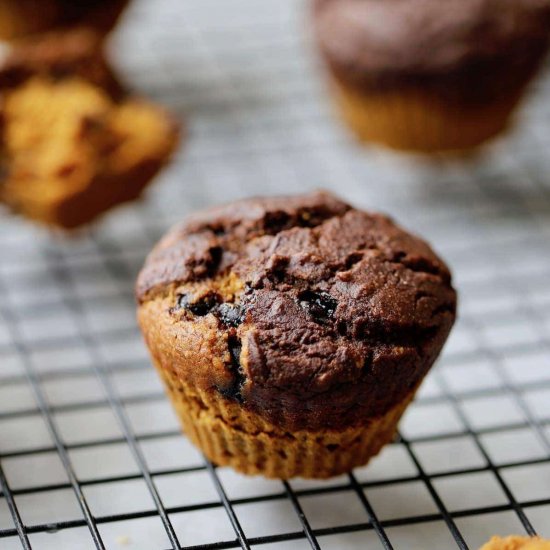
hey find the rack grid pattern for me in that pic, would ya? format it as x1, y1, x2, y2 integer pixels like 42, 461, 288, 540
1, 0, 550, 548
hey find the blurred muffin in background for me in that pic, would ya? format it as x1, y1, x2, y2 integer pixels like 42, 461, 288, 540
0, 29, 181, 229
0, 0, 130, 41
312, 0, 550, 154
0, 28, 123, 95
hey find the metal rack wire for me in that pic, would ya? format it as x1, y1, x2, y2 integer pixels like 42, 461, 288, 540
1, 0, 550, 548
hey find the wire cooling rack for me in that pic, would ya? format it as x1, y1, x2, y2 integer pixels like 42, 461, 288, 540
1, 0, 550, 548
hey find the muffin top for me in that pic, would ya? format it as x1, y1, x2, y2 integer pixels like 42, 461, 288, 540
313, 0, 550, 97
137, 192, 456, 431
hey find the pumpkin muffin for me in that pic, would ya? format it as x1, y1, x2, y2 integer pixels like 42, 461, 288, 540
0, 0, 130, 41
136, 191, 457, 479
312, 0, 550, 153
480, 536, 550, 550
0, 30, 180, 229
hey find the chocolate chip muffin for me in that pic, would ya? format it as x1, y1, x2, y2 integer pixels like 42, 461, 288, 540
312, 0, 550, 153
136, 191, 456, 479
480, 537, 550, 550
0, 0, 129, 41
0, 29, 181, 229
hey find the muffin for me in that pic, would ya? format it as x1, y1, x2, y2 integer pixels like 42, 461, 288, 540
0, 30, 180, 229
312, 0, 550, 153
480, 536, 550, 550
0, 0, 129, 41
136, 191, 456, 479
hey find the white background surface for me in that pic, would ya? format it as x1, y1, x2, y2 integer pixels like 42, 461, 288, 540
1, 0, 550, 548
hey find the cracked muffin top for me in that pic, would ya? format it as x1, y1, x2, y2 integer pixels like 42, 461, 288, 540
137, 192, 456, 431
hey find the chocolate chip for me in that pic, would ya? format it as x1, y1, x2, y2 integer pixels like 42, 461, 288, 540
217, 303, 246, 328
209, 225, 226, 236
297, 208, 328, 228
363, 352, 374, 375
206, 246, 223, 276
263, 211, 291, 234
337, 320, 347, 336
344, 252, 363, 270
177, 292, 220, 316
298, 290, 337, 324
219, 336, 245, 403
228, 336, 242, 369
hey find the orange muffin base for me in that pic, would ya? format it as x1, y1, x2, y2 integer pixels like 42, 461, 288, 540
155, 360, 416, 479
330, 78, 525, 155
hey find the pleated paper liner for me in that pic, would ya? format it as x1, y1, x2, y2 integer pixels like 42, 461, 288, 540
156, 360, 417, 479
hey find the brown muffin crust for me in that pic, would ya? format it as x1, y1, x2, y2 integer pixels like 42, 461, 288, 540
137, 192, 456, 432
313, 0, 550, 104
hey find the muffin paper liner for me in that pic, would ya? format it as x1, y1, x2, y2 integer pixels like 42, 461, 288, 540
155, 360, 416, 479
330, 78, 523, 154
